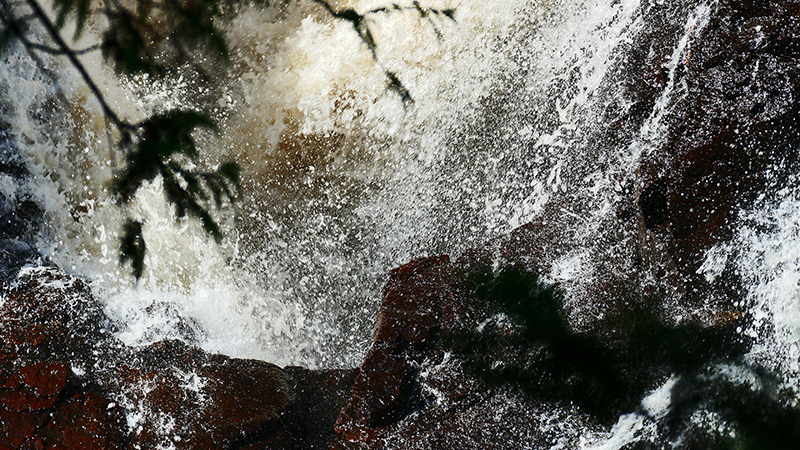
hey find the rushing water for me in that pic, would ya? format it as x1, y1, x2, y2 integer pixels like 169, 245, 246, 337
1, 0, 655, 368
2, 0, 800, 445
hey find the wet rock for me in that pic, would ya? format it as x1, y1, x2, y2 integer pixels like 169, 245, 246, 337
283, 367, 359, 449
0, 263, 370, 449
334, 255, 454, 444
104, 340, 297, 449
0, 271, 127, 449
107, 341, 360, 449
0, 267, 360, 449
39, 392, 126, 450
0, 267, 113, 373
0, 363, 67, 412
331, 256, 567, 449
0, 362, 125, 450
641, 0, 800, 304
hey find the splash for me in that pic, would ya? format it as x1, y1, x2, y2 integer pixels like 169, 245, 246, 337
721, 180, 800, 397
5, 0, 630, 367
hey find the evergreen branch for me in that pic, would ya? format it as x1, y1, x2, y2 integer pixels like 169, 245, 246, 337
3, 0, 232, 279
0, 0, 72, 109
11, 12, 41, 22
0, 3, 97, 54
52, 0, 91, 38
312, 0, 377, 59
311, 0, 456, 108
367, 2, 455, 41
384, 69, 412, 111
312, 0, 419, 107
367, 1, 456, 22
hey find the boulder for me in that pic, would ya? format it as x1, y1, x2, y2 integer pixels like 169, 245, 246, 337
0, 362, 126, 450
331, 256, 568, 449
0, 266, 359, 449
0, 267, 113, 374
334, 256, 455, 443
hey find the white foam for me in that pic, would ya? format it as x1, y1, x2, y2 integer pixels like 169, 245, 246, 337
579, 414, 657, 450
641, 376, 677, 420
726, 182, 800, 392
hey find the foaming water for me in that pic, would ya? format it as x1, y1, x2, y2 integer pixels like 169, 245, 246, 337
0, 0, 654, 368
4, 0, 800, 446
4, 0, 796, 393
721, 179, 800, 396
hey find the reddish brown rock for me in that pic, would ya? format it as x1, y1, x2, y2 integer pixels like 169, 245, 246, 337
0, 362, 124, 450
374, 255, 452, 344
40, 392, 125, 450
0, 409, 43, 450
1, 267, 359, 450
330, 253, 573, 449
200, 356, 296, 447
0, 363, 66, 412
335, 255, 454, 446
105, 340, 296, 449
0, 267, 112, 374
102, 340, 358, 450
283, 367, 359, 449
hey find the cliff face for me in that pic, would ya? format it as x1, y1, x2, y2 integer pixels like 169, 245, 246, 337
2, 0, 800, 448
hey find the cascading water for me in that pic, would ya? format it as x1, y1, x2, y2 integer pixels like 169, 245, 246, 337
2, 0, 800, 446
2, 0, 651, 367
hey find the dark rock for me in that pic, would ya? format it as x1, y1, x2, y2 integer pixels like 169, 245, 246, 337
331, 256, 574, 449
104, 340, 297, 449
108, 342, 359, 449
334, 255, 454, 445
639, 178, 669, 229
0, 199, 42, 242
282, 367, 359, 449
0, 409, 45, 449
39, 392, 126, 450
375, 254, 453, 344
0, 267, 112, 373
0, 363, 67, 412
640, 0, 800, 304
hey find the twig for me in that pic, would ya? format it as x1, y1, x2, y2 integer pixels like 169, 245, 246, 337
24, 41, 100, 54
0, 0, 73, 109
24, 0, 132, 132
311, 0, 417, 108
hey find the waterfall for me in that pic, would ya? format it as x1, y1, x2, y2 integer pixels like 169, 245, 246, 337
0, 0, 655, 367
2, 0, 800, 445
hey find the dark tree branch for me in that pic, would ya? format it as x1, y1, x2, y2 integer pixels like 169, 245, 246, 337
23, 0, 132, 132
24, 40, 100, 54
0, 0, 71, 113
310, 0, 455, 109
